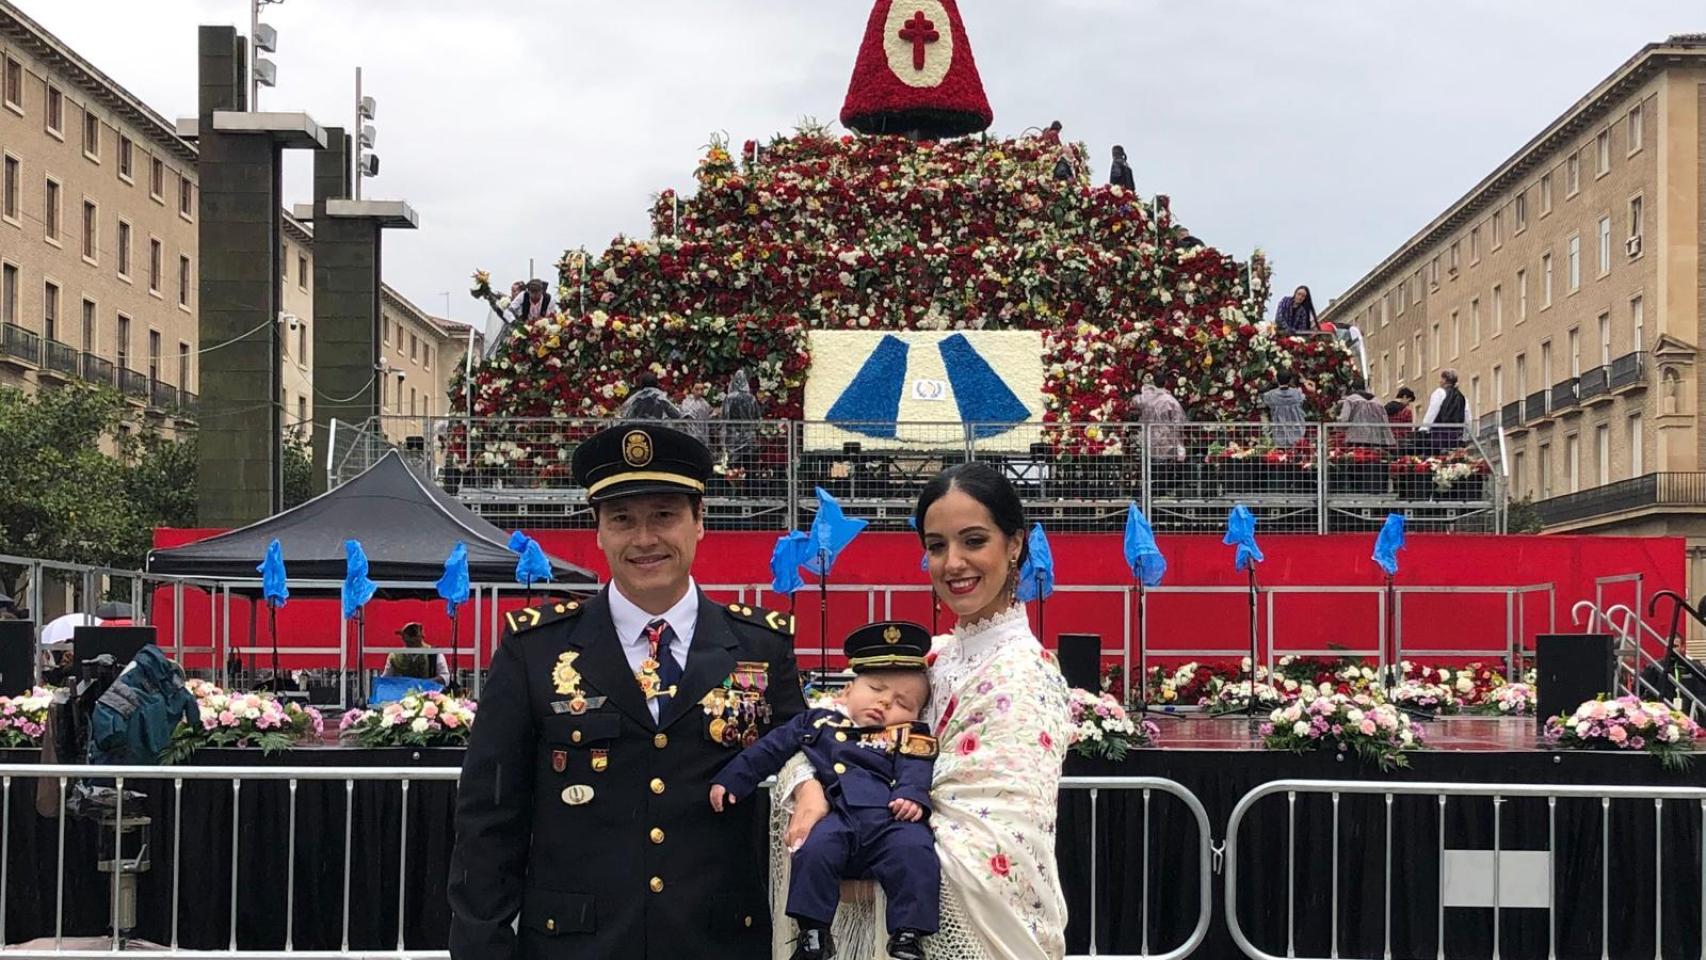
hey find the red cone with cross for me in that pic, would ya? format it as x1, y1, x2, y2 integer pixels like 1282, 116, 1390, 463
840, 0, 993, 139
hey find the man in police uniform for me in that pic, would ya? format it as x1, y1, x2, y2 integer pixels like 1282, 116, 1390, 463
449, 423, 807, 960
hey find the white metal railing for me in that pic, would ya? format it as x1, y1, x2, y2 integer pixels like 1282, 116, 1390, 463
1572, 600, 1706, 724
1223, 779, 1706, 960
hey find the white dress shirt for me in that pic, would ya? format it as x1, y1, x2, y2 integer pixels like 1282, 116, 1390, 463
607, 579, 699, 721
1419, 386, 1472, 431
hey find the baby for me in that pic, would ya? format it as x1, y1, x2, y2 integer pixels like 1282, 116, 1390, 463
710, 621, 939, 960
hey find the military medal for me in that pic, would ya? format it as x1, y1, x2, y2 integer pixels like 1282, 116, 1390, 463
635, 658, 662, 700
551, 749, 567, 774
590, 748, 609, 773
561, 784, 595, 806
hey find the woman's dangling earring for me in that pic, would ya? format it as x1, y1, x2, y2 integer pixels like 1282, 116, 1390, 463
1005, 557, 1019, 604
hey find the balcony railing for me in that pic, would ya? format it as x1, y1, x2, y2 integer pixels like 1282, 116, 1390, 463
1536, 472, 1706, 526
177, 389, 198, 418
80, 352, 114, 386
1476, 412, 1499, 440
1523, 390, 1549, 423
1550, 377, 1579, 413
42, 339, 79, 377
1609, 351, 1649, 391
1578, 365, 1611, 402
149, 378, 178, 410
117, 367, 148, 400
0, 323, 41, 366
1501, 401, 1522, 429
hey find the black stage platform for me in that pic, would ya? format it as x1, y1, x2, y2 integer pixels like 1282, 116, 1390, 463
2, 718, 1702, 958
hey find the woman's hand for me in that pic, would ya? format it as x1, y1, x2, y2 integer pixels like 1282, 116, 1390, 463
786, 780, 830, 851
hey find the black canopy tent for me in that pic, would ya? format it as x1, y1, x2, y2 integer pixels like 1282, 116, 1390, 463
146, 450, 595, 591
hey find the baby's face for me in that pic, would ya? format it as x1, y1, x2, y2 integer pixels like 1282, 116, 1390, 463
839, 671, 929, 728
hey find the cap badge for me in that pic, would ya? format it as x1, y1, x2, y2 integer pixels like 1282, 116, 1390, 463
622, 430, 654, 467
883, 625, 902, 645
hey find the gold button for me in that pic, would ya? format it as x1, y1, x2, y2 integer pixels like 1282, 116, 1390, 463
571, 731, 582, 744
833, 763, 846, 774
650, 778, 665, 795
650, 827, 665, 844
727, 602, 741, 612
649, 876, 664, 893
653, 733, 669, 749
546, 918, 556, 932
554, 604, 566, 613
835, 732, 847, 742
569, 601, 579, 610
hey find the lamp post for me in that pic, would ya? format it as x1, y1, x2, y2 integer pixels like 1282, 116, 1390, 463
249, 0, 285, 110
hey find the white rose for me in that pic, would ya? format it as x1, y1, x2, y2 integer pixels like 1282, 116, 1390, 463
1292, 721, 1310, 737
411, 717, 431, 734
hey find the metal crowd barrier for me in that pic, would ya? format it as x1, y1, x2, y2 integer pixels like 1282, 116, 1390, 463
1223, 780, 1706, 960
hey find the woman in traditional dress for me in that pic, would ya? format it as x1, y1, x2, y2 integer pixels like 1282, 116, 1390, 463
776, 463, 1072, 959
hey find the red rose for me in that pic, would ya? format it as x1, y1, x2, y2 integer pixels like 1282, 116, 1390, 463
1038, 731, 1054, 750
989, 853, 1011, 877
957, 731, 980, 756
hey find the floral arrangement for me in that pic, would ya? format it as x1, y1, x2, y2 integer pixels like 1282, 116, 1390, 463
1486, 682, 1537, 716
1543, 696, 1704, 770
1387, 678, 1460, 714
339, 691, 477, 749
1068, 688, 1156, 761
1141, 660, 1240, 707
1401, 660, 1508, 708
1201, 678, 1289, 716
462, 127, 1360, 435
1389, 448, 1493, 490
162, 680, 324, 763
0, 686, 54, 747
1261, 692, 1424, 771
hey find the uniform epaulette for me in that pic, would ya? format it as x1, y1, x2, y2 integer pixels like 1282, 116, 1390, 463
722, 601, 795, 637
503, 599, 585, 637
899, 731, 938, 759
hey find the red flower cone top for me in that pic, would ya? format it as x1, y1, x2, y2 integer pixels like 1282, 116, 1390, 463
840, 0, 993, 139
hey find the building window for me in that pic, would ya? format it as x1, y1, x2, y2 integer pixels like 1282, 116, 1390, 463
1541, 253, 1554, 307
1628, 195, 1643, 244
410, 387, 418, 417
178, 342, 190, 390
409, 332, 419, 362
1540, 173, 1554, 215
118, 136, 133, 181
1568, 328, 1581, 377
1492, 210, 1503, 249
383, 317, 390, 344
1430, 323, 1440, 367
81, 201, 97, 262
1470, 226, 1481, 264
1492, 284, 1502, 336
1380, 295, 1389, 327
0, 263, 14, 326
149, 157, 164, 200
1449, 241, 1461, 275
1396, 282, 1406, 317
1, 154, 16, 222
1398, 343, 1407, 380
1517, 269, 1528, 320
1595, 130, 1610, 177
178, 255, 191, 307
44, 178, 61, 242
1541, 339, 1553, 386
2, 57, 20, 111
116, 314, 130, 369
281, 243, 290, 279
1515, 353, 1527, 398
1429, 256, 1440, 288
1514, 192, 1527, 233
1628, 102, 1644, 154
148, 239, 162, 293
1471, 297, 1481, 346
1471, 376, 1483, 415
1493, 365, 1504, 407
117, 221, 131, 278
82, 109, 100, 161
1412, 332, 1423, 377
425, 346, 433, 371
178, 174, 192, 219
1597, 216, 1611, 276
1628, 414, 1643, 476
45, 86, 63, 136
297, 322, 306, 362
298, 396, 307, 425
1566, 236, 1580, 292
1450, 310, 1460, 358
1598, 313, 1611, 367
1380, 352, 1391, 395
1566, 434, 1580, 493
81, 298, 95, 351
297, 255, 308, 289
1594, 424, 1610, 487
1631, 295, 1644, 353
1566, 153, 1580, 196
148, 330, 161, 383
1513, 452, 1527, 499
42, 281, 58, 342
1539, 444, 1552, 498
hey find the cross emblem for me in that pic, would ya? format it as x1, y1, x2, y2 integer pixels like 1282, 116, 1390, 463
897, 11, 940, 71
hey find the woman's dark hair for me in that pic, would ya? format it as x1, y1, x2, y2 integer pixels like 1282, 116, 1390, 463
1294, 285, 1316, 316
912, 462, 1029, 566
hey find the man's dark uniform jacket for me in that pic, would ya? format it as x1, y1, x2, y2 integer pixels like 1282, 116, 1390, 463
448, 588, 806, 959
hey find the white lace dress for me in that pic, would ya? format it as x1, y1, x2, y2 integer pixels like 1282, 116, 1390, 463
769, 605, 1073, 959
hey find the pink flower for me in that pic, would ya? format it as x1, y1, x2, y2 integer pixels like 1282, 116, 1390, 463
443, 713, 460, 729
1607, 725, 1628, 744
989, 853, 1011, 877
218, 710, 236, 726
957, 731, 981, 756
1359, 719, 1377, 736
995, 695, 1012, 714
1037, 731, 1053, 750
422, 703, 440, 719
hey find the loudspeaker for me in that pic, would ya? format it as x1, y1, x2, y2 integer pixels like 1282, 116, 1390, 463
1057, 633, 1101, 691
72, 625, 155, 669
1536, 633, 1615, 730
0, 621, 34, 696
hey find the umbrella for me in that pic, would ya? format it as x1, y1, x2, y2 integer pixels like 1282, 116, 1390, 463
95, 601, 134, 620
40, 612, 102, 645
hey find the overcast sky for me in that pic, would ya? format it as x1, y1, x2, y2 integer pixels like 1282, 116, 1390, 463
21, 1, 1703, 326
